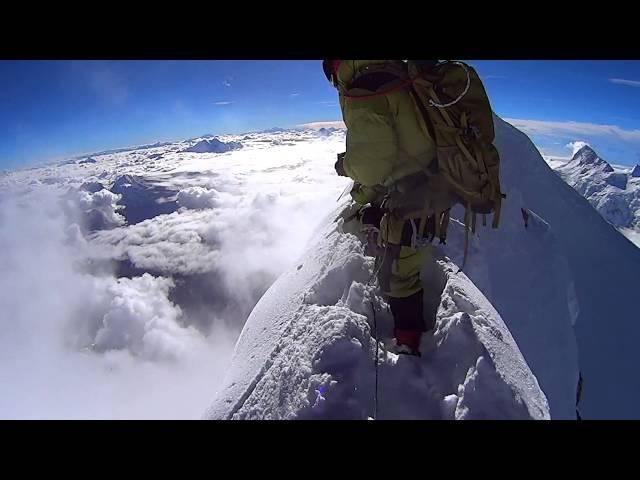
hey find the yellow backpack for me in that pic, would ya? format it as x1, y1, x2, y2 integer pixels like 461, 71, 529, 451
406, 60, 505, 266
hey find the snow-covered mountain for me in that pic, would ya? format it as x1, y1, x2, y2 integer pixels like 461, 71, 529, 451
183, 138, 243, 154
552, 145, 640, 247
2, 120, 639, 419
490, 123, 640, 419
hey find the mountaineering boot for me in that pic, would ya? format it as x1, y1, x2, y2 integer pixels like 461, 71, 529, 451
393, 329, 422, 356
385, 337, 422, 357
388, 290, 425, 356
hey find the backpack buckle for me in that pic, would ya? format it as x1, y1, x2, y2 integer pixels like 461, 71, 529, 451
464, 125, 481, 140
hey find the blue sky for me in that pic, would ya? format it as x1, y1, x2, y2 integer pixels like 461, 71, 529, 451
2, 60, 640, 169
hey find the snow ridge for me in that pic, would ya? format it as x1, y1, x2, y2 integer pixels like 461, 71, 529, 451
205, 206, 549, 420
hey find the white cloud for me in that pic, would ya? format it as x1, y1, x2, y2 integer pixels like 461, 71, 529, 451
76, 188, 125, 228
223, 77, 233, 87
0, 134, 351, 419
504, 118, 640, 144
566, 141, 591, 156
177, 186, 222, 209
89, 180, 334, 285
90, 273, 204, 362
0, 188, 234, 419
214, 101, 233, 105
89, 139, 349, 322
609, 78, 640, 87
290, 93, 301, 97
90, 209, 223, 276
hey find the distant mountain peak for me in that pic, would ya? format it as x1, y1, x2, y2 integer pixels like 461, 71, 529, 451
183, 138, 242, 154
631, 164, 640, 178
571, 145, 614, 173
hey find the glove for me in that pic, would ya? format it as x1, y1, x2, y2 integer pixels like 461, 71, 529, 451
359, 204, 384, 257
360, 204, 384, 229
335, 152, 347, 177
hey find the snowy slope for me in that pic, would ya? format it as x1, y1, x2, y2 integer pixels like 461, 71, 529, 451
421, 118, 585, 420
489, 119, 640, 419
204, 205, 549, 420
552, 145, 640, 247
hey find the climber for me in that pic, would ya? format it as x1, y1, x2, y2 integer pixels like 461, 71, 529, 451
323, 60, 440, 356
324, 59, 503, 356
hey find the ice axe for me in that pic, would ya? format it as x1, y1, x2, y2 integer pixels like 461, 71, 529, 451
336, 178, 354, 202
335, 152, 353, 202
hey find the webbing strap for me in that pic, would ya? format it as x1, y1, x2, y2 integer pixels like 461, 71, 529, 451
426, 87, 482, 174
440, 210, 451, 243
428, 86, 505, 226
410, 218, 418, 249
460, 205, 472, 271
454, 134, 481, 173
434, 210, 442, 240
417, 196, 431, 239
492, 195, 502, 229
343, 78, 414, 101
460, 111, 468, 128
